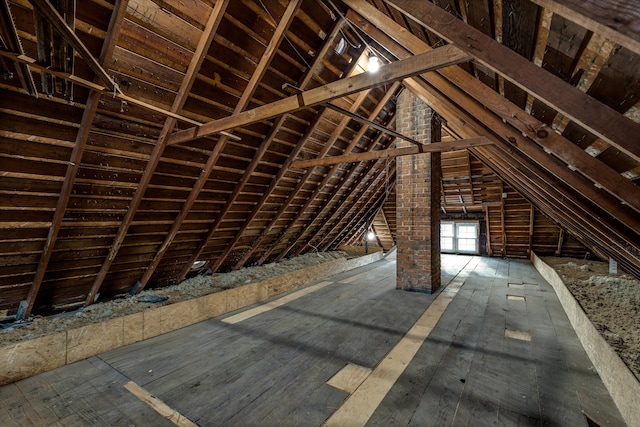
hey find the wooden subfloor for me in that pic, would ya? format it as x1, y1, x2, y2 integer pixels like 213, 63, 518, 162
0, 255, 626, 426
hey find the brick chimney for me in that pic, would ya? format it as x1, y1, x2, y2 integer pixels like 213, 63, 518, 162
395, 89, 441, 293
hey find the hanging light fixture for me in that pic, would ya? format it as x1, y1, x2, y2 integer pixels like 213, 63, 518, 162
368, 51, 380, 73
367, 230, 376, 241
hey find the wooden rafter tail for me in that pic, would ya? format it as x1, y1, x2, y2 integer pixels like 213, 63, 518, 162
84, 0, 232, 306
133, 0, 302, 293
166, 44, 472, 146
16, 0, 130, 321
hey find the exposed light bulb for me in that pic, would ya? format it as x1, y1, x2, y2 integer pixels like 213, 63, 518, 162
368, 53, 380, 73
367, 231, 376, 241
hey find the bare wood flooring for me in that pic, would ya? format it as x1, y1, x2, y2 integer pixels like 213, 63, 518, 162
0, 254, 626, 426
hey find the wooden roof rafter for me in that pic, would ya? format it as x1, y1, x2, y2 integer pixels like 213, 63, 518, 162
527, 0, 640, 56
328, 167, 397, 251
173, 16, 349, 282
289, 137, 491, 169
292, 131, 395, 257
232, 87, 375, 268
84, 0, 232, 305
0, 0, 37, 96
165, 43, 472, 146
128, 0, 304, 293
346, 2, 640, 216
28, 0, 117, 91
406, 76, 640, 277
383, 0, 640, 164
269, 89, 401, 263
16, 0, 129, 321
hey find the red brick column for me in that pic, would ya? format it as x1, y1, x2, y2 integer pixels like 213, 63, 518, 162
395, 90, 441, 293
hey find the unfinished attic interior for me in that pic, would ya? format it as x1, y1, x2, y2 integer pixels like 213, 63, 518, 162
1, 0, 640, 425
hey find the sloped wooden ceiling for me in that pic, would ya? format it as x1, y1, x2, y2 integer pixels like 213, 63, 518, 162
0, 0, 639, 318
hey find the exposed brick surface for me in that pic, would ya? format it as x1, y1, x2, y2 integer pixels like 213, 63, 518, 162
396, 90, 441, 293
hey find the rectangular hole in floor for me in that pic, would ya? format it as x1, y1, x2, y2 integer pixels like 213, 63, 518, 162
505, 328, 532, 342
507, 295, 526, 301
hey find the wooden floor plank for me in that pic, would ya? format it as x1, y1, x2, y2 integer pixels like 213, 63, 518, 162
0, 255, 626, 427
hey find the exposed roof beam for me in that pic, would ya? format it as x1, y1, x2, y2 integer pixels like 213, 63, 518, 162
326, 172, 396, 251
205, 109, 328, 274
28, 0, 116, 91
270, 122, 397, 263
290, 137, 491, 169
382, 0, 640, 163
406, 76, 640, 275
259, 81, 402, 265
407, 73, 640, 237
166, 44, 472, 146
132, 0, 303, 292
293, 132, 393, 257
175, 16, 348, 281
16, 0, 129, 320
85, 0, 231, 305
234, 88, 375, 269
528, 0, 640, 56
346, 3, 640, 215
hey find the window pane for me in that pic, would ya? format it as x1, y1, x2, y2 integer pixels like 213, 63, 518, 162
457, 224, 476, 238
441, 222, 454, 237
457, 238, 476, 252
441, 237, 454, 251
